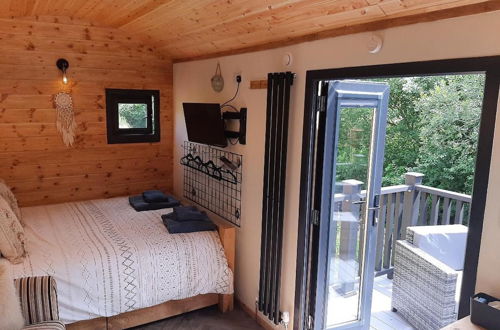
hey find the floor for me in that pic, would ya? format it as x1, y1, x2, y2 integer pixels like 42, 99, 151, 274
131, 305, 263, 330
132, 277, 411, 330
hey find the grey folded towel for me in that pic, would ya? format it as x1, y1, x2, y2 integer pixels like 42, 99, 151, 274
173, 206, 209, 222
162, 213, 217, 234
143, 190, 169, 203
129, 195, 180, 212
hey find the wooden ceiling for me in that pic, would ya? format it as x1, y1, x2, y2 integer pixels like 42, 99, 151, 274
0, 0, 499, 62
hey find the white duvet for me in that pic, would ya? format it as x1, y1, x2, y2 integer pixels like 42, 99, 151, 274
9, 197, 233, 324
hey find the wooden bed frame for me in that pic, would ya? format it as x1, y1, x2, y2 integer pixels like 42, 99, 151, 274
67, 218, 235, 330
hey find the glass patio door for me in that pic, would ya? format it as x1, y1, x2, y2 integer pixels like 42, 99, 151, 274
313, 80, 390, 330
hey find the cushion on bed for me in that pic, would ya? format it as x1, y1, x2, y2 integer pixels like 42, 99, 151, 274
0, 198, 26, 264
129, 195, 180, 211
161, 213, 217, 233
142, 190, 170, 203
0, 179, 22, 225
0, 259, 25, 330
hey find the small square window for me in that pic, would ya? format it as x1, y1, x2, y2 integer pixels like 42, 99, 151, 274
105, 89, 160, 144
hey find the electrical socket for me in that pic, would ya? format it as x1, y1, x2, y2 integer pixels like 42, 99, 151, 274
234, 72, 242, 83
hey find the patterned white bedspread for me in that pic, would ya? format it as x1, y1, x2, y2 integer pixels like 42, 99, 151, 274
9, 197, 233, 324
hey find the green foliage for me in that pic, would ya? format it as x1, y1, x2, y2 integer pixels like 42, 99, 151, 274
381, 77, 439, 186
412, 74, 485, 194
335, 108, 372, 189
334, 74, 483, 195
118, 103, 147, 128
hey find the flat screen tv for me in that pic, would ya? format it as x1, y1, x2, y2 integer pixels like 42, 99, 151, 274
183, 103, 228, 148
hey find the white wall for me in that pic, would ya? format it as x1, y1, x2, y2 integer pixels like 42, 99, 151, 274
173, 11, 500, 328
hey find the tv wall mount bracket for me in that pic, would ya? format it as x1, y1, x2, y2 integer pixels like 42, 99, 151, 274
223, 108, 247, 145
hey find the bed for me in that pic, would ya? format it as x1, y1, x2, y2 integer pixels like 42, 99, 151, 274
8, 196, 234, 329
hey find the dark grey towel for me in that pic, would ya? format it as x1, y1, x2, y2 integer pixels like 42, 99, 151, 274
173, 206, 209, 222
162, 213, 217, 234
143, 190, 169, 203
129, 195, 180, 211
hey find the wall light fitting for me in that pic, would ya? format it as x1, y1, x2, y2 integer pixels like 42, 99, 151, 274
56, 58, 69, 84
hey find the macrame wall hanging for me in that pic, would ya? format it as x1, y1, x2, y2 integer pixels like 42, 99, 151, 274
53, 92, 77, 147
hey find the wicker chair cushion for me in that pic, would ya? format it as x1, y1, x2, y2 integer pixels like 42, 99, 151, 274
406, 225, 467, 270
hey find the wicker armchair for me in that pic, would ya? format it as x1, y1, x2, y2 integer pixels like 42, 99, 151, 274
14, 276, 66, 330
392, 225, 467, 330
392, 240, 460, 330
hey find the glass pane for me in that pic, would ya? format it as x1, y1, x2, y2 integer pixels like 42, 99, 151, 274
118, 103, 148, 129
326, 107, 375, 328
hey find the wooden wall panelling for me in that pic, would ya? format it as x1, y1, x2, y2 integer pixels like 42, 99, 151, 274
0, 16, 173, 207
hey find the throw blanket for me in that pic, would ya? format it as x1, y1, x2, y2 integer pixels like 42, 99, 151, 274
9, 197, 233, 324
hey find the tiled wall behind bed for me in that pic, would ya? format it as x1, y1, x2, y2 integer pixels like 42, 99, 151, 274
0, 16, 173, 206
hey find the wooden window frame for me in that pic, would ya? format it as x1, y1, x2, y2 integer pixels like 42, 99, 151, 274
294, 56, 500, 330
105, 88, 160, 144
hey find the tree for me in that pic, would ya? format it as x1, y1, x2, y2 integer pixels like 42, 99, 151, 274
378, 77, 440, 186
118, 103, 148, 128
412, 74, 484, 194
334, 74, 483, 195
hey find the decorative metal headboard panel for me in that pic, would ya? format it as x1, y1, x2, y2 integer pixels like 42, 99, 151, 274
181, 141, 242, 226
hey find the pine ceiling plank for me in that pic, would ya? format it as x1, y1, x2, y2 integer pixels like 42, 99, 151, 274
8, 0, 28, 16
0, 0, 497, 61
38, 0, 70, 16
30, 0, 50, 16
23, 0, 38, 16
105, 0, 176, 28
126, 0, 373, 51
70, 0, 107, 20
134, 0, 479, 58
173, 0, 500, 61
156, 4, 386, 53
121, 0, 309, 33
379, 0, 486, 15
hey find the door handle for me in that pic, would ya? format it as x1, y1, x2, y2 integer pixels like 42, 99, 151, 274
371, 195, 381, 225
352, 200, 365, 205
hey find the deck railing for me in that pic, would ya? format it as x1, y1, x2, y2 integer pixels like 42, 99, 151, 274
333, 172, 471, 285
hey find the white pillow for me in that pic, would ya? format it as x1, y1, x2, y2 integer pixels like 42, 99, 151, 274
0, 198, 26, 264
0, 259, 25, 330
0, 180, 22, 225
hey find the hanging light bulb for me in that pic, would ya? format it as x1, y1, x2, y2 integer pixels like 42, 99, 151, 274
56, 58, 69, 85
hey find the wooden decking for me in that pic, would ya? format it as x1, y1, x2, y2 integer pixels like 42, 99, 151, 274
327, 276, 414, 330
369, 276, 413, 330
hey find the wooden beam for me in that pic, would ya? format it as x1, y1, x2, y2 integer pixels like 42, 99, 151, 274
173, 1, 500, 63
250, 80, 268, 90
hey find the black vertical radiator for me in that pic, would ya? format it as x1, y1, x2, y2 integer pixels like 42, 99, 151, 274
258, 71, 295, 324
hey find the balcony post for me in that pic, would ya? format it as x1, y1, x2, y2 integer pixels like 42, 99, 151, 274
401, 172, 425, 239
337, 179, 363, 295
